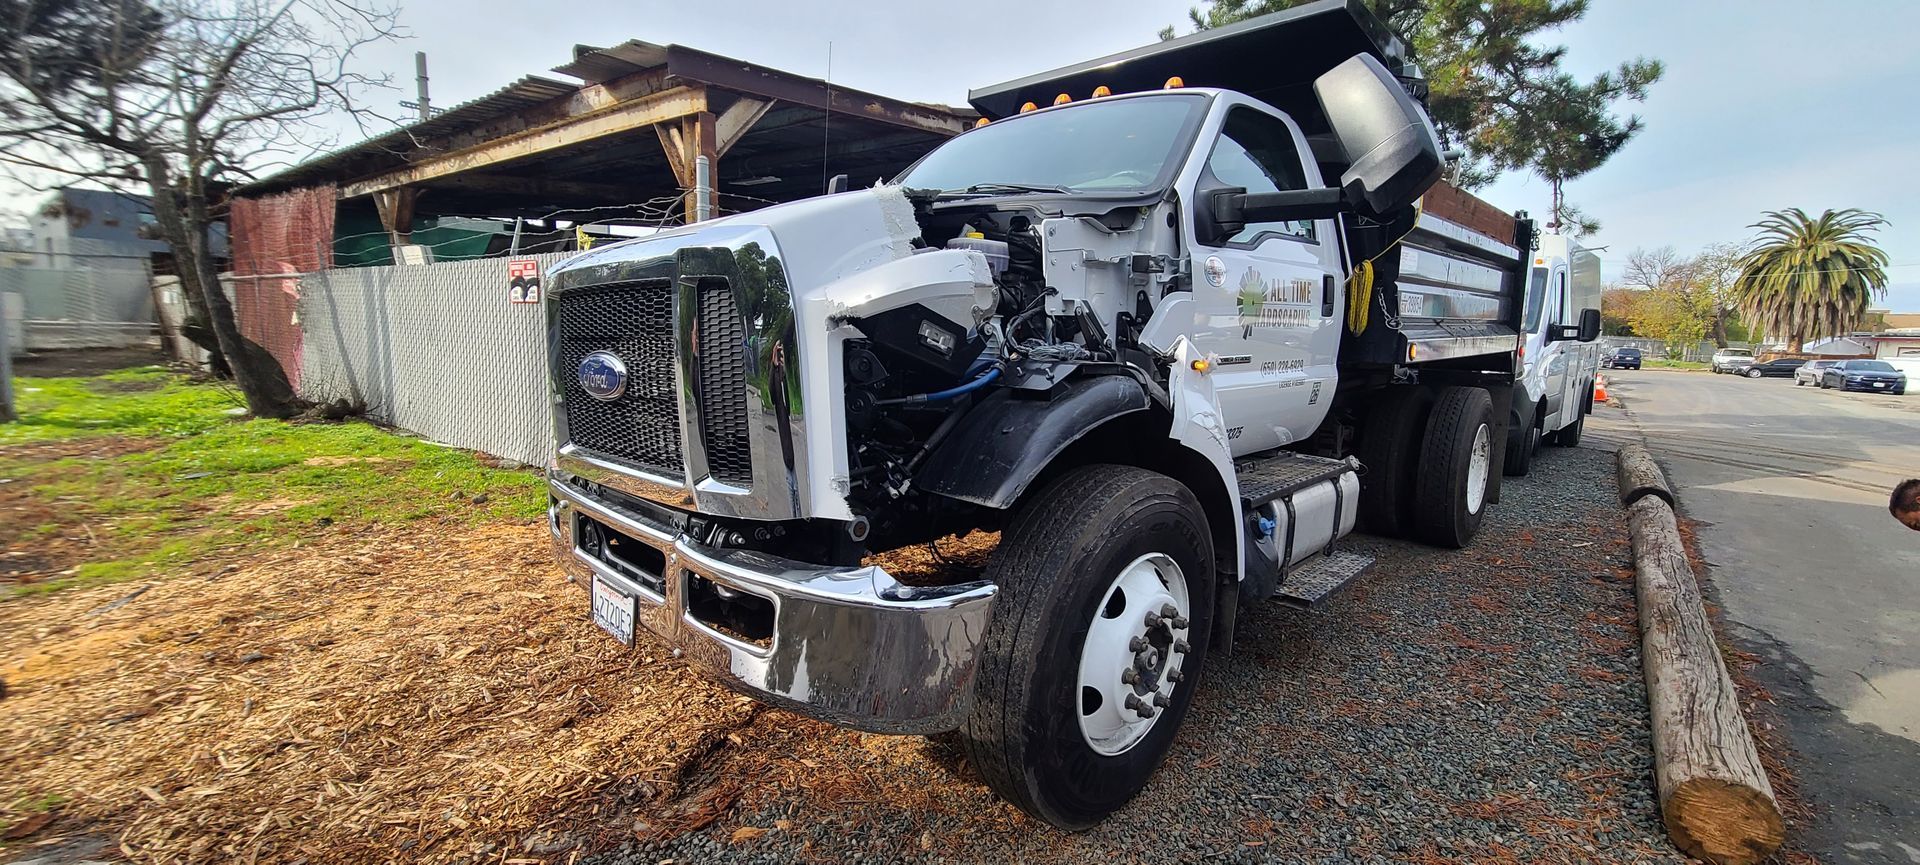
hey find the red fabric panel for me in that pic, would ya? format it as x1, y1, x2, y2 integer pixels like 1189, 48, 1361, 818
228, 185, 335, 389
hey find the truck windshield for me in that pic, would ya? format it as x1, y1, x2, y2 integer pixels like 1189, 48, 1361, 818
897, 94, 1208, 196
1522, 269, 1548, 332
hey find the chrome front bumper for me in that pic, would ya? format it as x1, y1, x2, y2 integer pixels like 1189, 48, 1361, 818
548, 478, 998, 735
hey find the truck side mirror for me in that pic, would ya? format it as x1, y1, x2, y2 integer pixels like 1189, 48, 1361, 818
1552, 308, 1602, 343
1203, 186, 1348, 245
1313, 53, 1444, 217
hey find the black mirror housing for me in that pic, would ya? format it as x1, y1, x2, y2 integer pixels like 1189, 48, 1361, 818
1577, 307, 1602, 342
1313, 54, 1444, 217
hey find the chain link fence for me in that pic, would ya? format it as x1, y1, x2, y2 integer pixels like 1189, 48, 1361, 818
0, 256, 157, 352
1598, 336, 1762, 361
295, 253, 572, 466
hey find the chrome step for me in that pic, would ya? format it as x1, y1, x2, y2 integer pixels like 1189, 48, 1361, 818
1274, 551, 1374, 609
1236, 452, 1356, 509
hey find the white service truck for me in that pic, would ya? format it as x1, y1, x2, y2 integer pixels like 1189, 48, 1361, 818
1504, 234, 1604, 475
543, 0, 1600, 828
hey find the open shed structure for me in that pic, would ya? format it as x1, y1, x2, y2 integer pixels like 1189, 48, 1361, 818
234, 41, 974, 257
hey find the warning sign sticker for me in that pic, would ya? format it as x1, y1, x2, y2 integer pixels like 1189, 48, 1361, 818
508, 259, 542, 304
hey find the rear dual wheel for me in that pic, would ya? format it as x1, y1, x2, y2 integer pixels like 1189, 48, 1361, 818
960, 465, 1214, 829
1411, 386, 1494, 549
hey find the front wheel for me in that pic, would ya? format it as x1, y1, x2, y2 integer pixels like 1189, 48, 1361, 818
1746, 368, 1764, 378
960, 464, 1215, 829
1503, 404, 1540, 477
1795, 378, 1805, 387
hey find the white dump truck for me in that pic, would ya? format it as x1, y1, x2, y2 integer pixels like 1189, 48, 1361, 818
1505, 234, 1604, 475
543, 0, 1598, 828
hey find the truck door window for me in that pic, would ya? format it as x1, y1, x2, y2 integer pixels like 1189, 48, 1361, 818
1555, 271, 1571, 324
1205, 107, 1314, 245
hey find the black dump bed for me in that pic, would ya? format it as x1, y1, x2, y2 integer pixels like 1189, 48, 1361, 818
968, 0, 1409, 140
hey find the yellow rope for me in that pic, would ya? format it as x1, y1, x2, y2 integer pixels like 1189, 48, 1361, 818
1347, 259, 1373, 333
1344, 201, 1427, 334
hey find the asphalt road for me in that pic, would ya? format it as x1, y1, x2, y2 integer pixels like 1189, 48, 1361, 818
1595, 369, 1920, 865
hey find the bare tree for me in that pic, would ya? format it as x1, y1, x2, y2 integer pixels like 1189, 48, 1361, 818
0, 0, 400, 417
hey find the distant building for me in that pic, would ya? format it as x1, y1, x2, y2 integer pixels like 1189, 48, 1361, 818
30, 186, 227, 270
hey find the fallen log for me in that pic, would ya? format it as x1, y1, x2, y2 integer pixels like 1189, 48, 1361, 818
1617, 443, 1674, 508
1626, 493, 1784, 865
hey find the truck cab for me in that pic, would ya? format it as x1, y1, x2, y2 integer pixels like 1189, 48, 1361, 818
1506, 234, 1603, 474
542, 0, 1571, 829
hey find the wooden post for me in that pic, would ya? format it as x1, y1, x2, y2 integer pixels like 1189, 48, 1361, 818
655, 111, 716, 223
372, 187, 418, 247
1623, 466, 1784, 864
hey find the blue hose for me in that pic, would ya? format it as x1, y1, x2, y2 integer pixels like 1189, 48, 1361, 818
883, 367, 1001, 406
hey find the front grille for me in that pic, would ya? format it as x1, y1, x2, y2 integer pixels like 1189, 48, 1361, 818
694, 278, 752, 486
555, 279, 683, 477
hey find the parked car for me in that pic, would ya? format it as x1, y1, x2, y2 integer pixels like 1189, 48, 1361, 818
1818, 359, 1907, 394
1602, 347, 1642, 370
1711, 348, 1755, 374
1739, 357, 1803, 378
1793, 359, 1836, 386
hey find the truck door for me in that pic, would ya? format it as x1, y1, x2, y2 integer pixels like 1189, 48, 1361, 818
1542, 267, 1571, 427
1186, 105, 1342, 456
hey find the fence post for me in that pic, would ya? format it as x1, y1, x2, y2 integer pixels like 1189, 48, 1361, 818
694, 155, 712, 222
1, 290, 15, 423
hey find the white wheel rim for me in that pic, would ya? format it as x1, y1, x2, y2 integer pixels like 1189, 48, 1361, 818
1466, 422, 1490, 515
1075, 552, 1191, 756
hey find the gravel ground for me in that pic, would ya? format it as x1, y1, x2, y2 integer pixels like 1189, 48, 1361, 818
579, 442, 1684, 865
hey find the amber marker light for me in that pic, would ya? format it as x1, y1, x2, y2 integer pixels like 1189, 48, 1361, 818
975, 117, 989, 127
1053, 93, 1072, 105
1164, 76, 1185, 89
1019, 101, 1038, 113
1190, 358, 1211, 373
1092, 85, 1112, 98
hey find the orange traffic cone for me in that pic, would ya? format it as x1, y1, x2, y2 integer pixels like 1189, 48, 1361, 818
1594, 375, 1609, 403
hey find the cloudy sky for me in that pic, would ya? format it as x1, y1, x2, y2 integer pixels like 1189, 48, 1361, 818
13, 0, 1920, 308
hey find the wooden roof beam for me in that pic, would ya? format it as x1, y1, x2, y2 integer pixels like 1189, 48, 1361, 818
342, 85, 707, 198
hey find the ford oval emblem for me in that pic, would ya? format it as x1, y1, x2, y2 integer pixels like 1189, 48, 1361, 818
577, 351, 628, 401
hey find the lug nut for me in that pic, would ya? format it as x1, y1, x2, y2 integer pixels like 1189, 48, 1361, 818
1152, 692, 1170, 708
1128, 636, 1148, 652
1144, 612, 1164, 628
1168, 667, 1185, 683
1171, 615, 1189, 629
1173, 639, 1191, 654
1121, 668, 1138, 684
1160, 604, 1179, 617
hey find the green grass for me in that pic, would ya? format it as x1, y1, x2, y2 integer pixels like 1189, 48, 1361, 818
1642, 359, 1709, 369
2, 371, 545, 598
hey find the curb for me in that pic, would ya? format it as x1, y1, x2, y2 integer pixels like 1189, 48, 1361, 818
1617, 444, 1784, 864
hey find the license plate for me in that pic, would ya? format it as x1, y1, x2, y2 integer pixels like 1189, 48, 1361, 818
591, 576, 636, 645
1873, 382, 1887, 388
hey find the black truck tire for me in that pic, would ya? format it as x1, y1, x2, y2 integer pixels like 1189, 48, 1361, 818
1551, 389, 1587, 447
1503, 401, 1540, 477
1412, 386, 1493, 549
1356, 387, 1434, 538
959, 464, 1215, 829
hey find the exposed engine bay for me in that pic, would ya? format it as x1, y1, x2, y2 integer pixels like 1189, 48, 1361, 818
837, 193, 1179, 551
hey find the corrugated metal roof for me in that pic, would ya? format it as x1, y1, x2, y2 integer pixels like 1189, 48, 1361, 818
236, 75, 576, 194
551, 41, 668, 84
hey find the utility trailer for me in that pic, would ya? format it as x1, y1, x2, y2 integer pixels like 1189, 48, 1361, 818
541, 0, 1598, 830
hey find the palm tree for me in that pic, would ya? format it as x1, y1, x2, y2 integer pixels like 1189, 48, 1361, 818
1732, 208, 1890, 352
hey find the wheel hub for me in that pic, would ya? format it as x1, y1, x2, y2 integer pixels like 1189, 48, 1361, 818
1076, 553, 1190, 756
1466, 422, 1490, 515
